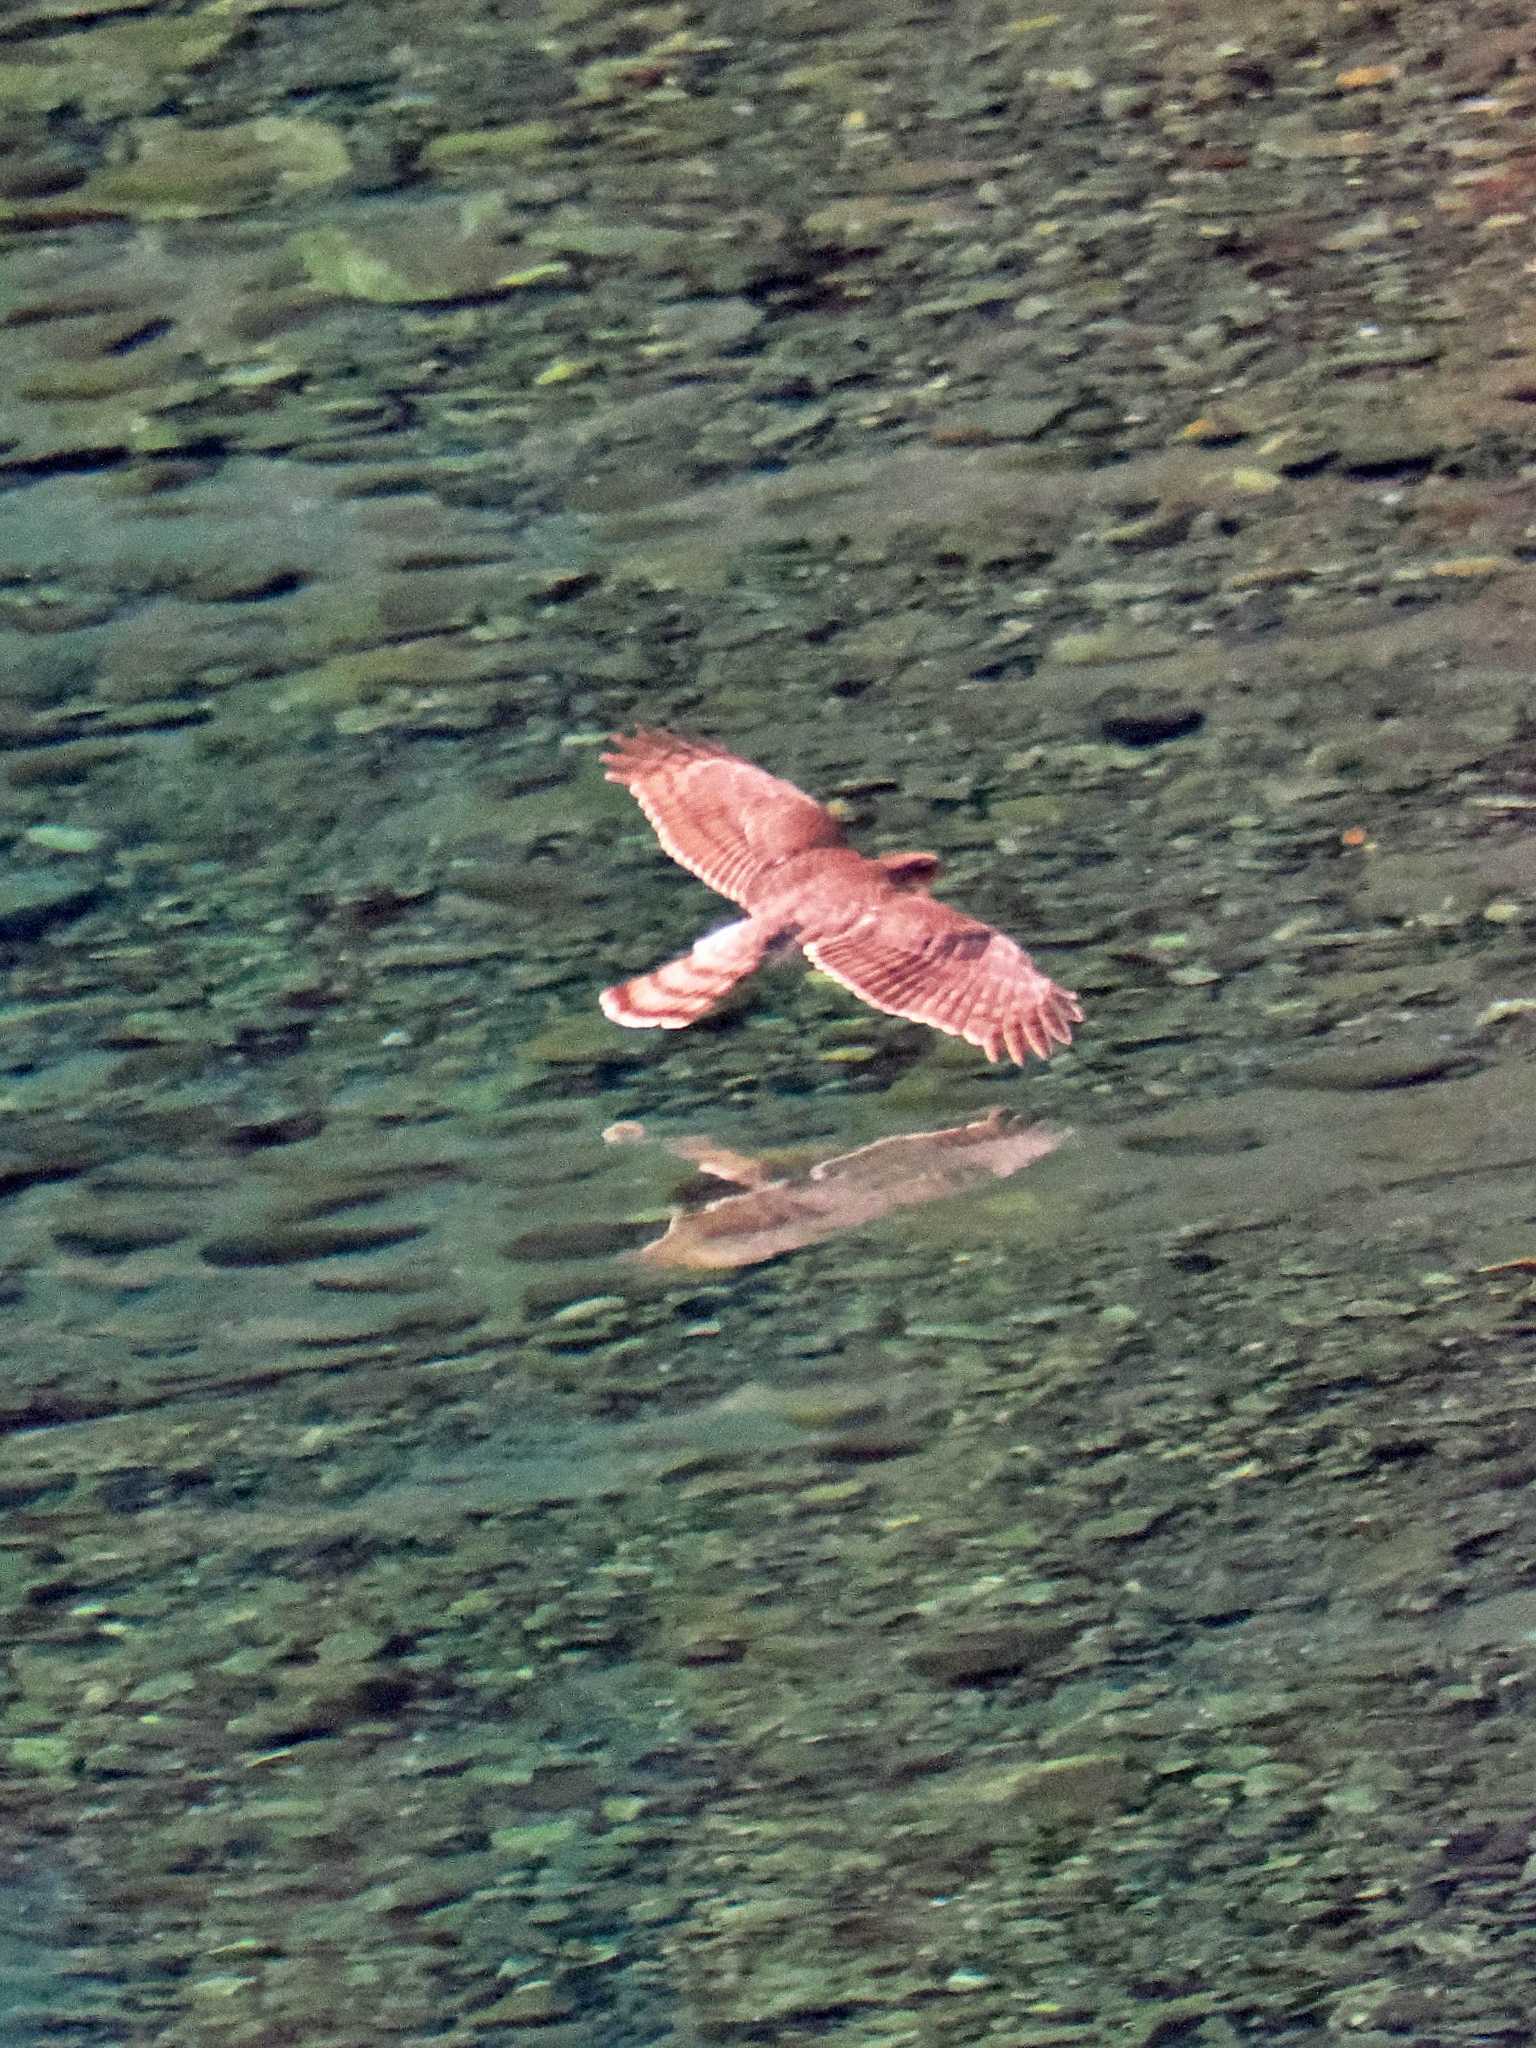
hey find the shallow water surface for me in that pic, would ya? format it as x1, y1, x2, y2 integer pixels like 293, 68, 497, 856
2, 0, 1536, 2040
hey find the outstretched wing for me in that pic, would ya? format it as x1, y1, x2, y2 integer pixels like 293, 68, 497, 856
804, 895, 1083, 1066
601, 917, 770, 1029
603, 729, 844, 907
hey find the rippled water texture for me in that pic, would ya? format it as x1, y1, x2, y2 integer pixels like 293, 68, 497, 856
2, 0, 1536, 2040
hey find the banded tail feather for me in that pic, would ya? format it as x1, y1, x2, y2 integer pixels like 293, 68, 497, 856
600, 917, 770, 1029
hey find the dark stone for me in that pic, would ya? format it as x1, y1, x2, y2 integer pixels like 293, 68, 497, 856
0, 870, 101, 940
1099, 700, 1206, 747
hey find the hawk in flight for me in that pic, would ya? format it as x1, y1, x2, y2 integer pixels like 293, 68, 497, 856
599, 730, 1082, 1065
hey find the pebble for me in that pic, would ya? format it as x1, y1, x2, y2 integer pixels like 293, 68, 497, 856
1269, 1047, 1460, 1091
0, 869, 101, 939
23, 824, 105, 853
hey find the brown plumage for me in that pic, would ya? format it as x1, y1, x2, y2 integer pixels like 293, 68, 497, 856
599, 729, 1083, 1065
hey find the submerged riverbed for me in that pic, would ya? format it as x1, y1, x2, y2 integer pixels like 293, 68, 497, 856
2, 0, 1535, 2041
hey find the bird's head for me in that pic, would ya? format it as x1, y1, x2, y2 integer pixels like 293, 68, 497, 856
876, 849, 943, 891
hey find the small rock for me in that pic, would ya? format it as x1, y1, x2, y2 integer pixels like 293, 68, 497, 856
1098, 698, 1205, 747
293, 206, 519, 304
1270, 1047, 1460, 1091
1048, 626, 1183, 665
200, 1219, 427, 1266
420, 121, 560, 172
23, 824, 106, 853
81, 114, 350, 219
0, 868, 101, 939
977, 1752, 1140, 1821
906, 1618, 1079, 1684
472, 1980, 574, 2026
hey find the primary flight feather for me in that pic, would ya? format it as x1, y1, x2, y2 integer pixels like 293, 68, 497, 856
598, 729, 1082, 1066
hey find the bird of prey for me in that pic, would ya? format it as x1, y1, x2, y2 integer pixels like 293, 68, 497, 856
598, 729, 1082, 1065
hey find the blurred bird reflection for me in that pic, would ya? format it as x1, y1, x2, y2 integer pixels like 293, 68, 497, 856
603, 1108, 1068, 1270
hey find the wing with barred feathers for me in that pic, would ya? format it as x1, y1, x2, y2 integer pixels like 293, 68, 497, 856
803, 895, 1082, 1066
600, 917, 770, 1029
602, 729, 845, 907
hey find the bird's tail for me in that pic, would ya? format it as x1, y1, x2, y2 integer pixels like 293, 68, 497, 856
600, 917, 771, 1030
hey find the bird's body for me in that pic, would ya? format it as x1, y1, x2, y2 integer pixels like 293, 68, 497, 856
599, 729, 1082, 1066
